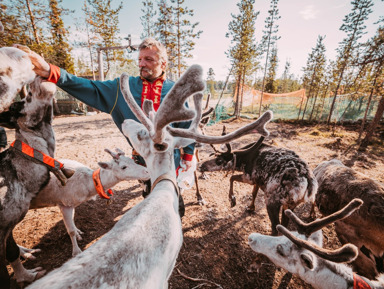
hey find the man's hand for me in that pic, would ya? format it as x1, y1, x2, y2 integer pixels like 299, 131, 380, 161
13, 44, 51, 78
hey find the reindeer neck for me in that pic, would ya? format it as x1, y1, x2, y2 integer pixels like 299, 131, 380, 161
98, 168, 120, 191
307, 261, 352, 289
148, 152, 176, 184
17, 129, 52, 155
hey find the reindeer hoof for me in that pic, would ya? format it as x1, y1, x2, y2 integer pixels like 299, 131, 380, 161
230, 197, 236, 207
246, 205, 256, 212
198, 198, 206, 206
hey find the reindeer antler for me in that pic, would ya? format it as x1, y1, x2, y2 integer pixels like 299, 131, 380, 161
105, 148, 120, 160
120, 65, 205, 145
277, 225, 358, 263
167, 110, 272, 144
285, 198, 363, 237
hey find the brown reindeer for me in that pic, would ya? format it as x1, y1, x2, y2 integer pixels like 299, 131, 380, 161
314, 159, 384, 280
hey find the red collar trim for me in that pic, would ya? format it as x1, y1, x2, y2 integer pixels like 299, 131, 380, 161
92, 168, 114, 199
141, 78, 164, 112
353, 273, 372, 289
10, 140, 63, 169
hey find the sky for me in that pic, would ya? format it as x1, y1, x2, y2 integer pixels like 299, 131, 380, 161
63, 0, 384, 81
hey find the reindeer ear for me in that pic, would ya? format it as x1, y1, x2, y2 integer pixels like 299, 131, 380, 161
98, 162, 112, 169
173, 136, 195, 149
300, 252, 315, 270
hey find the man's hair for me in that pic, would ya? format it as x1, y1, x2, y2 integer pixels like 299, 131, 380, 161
139, 38, 168, 65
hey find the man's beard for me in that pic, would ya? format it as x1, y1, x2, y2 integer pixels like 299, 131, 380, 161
140, 68, 154, 80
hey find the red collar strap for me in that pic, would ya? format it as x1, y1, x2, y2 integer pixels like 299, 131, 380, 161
11, 139, 63, 169
141, 78, 165, 112
92, 168, 114, 199
353, 273, 372, 289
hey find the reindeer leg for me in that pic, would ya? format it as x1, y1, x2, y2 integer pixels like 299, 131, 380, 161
247, 184, 260, 211
266, 201, 281, 236
7, 231, 45, 283
59, 205, 83, 257
18, 245, 41, 260
0, 234, 10, 289
194, 170, 205, 205
229, 174, 244, 207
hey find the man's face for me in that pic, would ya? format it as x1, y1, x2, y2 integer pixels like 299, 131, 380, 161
138, 47, 166, 82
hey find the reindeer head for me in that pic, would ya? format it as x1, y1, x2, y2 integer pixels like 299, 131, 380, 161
0, 47, 36, 112
248, 199, 362, 279
120, 64, 273, 178
101, 148, 150, 181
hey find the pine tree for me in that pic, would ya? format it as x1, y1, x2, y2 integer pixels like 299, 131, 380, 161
86, 0, 123, 74
258, 0, 280, 116
140, 0, 157, 39
226, 0, 259, 118
206, 68, 216, 96
48, 0, 74, 73
0, 2, 31, 46
156, 0, 177, 79
301, 35, 327, 121
170, 0, 202, 78
264, 47, 278, 93
358, 25, 384, 150
327, 0, 374, 124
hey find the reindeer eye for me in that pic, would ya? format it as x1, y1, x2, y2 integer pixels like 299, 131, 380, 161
276, 244, 286, 257
121, 166, 127, 170
216, 158, 224, 165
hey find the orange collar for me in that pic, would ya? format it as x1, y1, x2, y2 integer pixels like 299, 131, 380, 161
10, 140, 63, 169
92, 168, 114, 199
353, 273, 372, 289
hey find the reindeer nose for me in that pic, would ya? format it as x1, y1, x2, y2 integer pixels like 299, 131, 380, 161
248, 233, 258, 245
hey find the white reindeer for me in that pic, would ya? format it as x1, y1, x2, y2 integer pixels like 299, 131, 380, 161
26, 64, 272, 289
248, 198, 384, 289
0, 47, 36, 112
19, 148, 149, 258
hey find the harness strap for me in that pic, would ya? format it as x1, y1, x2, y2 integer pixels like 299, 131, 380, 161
150, 173, 180, 197
353, 273, 373, 289
10, 139, 74, 186
11, 139, 63, 169
92, 168, 114, 200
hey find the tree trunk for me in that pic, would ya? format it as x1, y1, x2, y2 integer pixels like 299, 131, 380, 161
358, 76, 377, 142
25, 0, 41, 44
359, 96, 384, 150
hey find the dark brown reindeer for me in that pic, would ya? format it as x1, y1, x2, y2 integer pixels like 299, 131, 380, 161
200, 131, 318, 236
314, 159, 384, 280
249, 198, 384, 289
0, 77, 73, 288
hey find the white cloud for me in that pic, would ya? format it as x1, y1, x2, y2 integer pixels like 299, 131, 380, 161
299, 5, 319, 20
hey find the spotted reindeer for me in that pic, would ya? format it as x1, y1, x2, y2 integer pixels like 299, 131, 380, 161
0, 76, 74, 287
200, 134, 318, 236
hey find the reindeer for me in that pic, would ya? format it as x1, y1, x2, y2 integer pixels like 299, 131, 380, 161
26, 65, 272, 289
0, 47, 36, 112
16, 148, 149, 258
199, 133, 318, 236
314, 159, 384, 280
248, 198, 384, 289
0, 76, 74, 287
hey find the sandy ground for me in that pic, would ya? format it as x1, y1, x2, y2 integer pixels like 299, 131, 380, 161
5, 112, 384, 289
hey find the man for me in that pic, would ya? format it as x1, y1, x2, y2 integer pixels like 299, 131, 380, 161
16, 38, 194, 217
